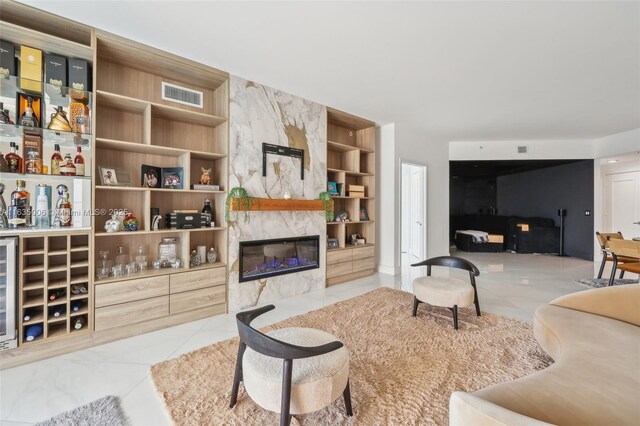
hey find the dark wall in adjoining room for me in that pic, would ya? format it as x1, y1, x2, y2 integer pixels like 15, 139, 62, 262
450, 177, 497, 216
497, 160, 594, 260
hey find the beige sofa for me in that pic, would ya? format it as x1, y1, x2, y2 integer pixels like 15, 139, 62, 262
450, 285, 640, 425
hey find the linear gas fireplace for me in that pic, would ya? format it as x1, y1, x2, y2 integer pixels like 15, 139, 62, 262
239, 236, 320, 282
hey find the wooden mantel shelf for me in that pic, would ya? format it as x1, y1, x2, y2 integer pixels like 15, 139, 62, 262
229, 198, 329, 212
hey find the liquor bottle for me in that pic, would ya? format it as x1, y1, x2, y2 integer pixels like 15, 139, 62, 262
73, 146, 85, 176
74, 317, 85, 330
49, 289, 65, 301
7, 180, 29, 228
58, 192, 72, 227
50, 144, 63, 175
0, 150, 8, 172
0, 183, 7, 229
0, 102, 12, 124
25, 149, 42, 174
59, 153, 76, 176
19, 96, 39, 128
5, 142, 23, 173
51, 305, 65, 318
202, 198, 213, 227
35, 184, 50, 228
25, 324, 43, 341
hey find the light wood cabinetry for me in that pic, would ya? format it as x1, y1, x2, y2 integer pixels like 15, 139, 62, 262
90, 31, 230, 335
326, 108, 377, 284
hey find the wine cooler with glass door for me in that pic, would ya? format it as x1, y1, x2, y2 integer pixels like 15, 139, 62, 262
0, 237, 17, 350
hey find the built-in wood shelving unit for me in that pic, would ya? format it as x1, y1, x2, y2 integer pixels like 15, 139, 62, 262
325, 108, 377, 285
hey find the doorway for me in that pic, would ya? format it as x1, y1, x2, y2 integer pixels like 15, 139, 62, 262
401, 162, 427, 262
604, 170, 640, 238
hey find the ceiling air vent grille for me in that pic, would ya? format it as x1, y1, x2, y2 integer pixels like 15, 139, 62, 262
161, 82, 203, 108
517, 146, 528, 154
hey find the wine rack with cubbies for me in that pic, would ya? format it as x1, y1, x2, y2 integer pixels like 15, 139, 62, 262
325, 108, 377, 285
19, 231, 91, 344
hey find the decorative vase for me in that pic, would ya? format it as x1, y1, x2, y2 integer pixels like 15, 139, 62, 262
190, 249, 202, 267
207, 247, 218, 264
123, 212, 139, 231
104, 214, 120, 233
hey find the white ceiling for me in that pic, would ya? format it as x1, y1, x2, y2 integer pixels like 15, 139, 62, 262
23, 0, 640, 141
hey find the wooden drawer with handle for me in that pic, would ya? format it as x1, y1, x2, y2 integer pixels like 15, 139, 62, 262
352, 257, 375, 273
95, 275, 169, 308
327, 249, 352, 265
326, 260, 353, 279
95, 295, 169, 331
170, 267, 226, 294
170, 285, 226, 315
352, 245, 374, 260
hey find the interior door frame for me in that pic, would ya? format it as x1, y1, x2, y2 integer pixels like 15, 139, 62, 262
400, 160, 428, 262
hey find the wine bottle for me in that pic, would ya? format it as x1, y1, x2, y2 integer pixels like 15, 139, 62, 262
73, 146, 85, 176
51, 305, 65, 318
23, 309, 33, 322
74, 317, 85, 330
25, 324, 43, 341
50, 144, 63, 175
0, 102, 12, 124
71, 301, 81, 312
49, 289, 65, 301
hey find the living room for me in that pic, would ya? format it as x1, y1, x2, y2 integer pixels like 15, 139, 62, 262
0, 1, 639, 425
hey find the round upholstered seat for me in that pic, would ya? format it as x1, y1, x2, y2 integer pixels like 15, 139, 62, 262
413, 275, 474, 308
242, 327, 349, 415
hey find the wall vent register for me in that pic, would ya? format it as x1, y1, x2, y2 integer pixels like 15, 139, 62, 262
239, 236, 319, 282
161, 81, 203, 108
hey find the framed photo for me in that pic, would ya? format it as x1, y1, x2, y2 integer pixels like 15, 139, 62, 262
359, 207, 369, 221
141, 164, 161, 188
99, 167, 118, 185
327, 238, 339, 249
161, 167, 184, 189
327, 181, 338, 195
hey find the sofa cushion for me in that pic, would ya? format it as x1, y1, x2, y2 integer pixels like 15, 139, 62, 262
471, 304, 640, 425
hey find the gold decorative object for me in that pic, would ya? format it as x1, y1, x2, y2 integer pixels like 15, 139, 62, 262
47, 106, 72, 132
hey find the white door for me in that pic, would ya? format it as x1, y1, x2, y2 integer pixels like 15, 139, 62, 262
605, 171, 640, 238
409, 168, 424, 259
401, 163, 427, 261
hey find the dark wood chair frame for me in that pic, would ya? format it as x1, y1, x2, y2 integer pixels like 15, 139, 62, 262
596, 231, 627, 280
229, 305, 353, 426
411, 256, 481, 330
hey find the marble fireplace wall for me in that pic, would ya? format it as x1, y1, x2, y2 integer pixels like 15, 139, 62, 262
228, 76, 327, 310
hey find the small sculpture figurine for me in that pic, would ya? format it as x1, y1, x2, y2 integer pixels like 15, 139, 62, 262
207, 247, 218, 264
0, 183, 8, 229
199, 167, 212, 185
123, 212, 139, 231
190, 249, 202, 267
105, 214, 121, 233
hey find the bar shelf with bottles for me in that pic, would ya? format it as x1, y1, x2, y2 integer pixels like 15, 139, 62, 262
19, 232, 91, 345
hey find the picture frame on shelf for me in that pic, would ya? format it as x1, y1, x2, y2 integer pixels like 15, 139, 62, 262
99, 167, 118, 185
141, 164, 161, 188
161, 167, 184, 189
99, 167, 131, 186
359, 207, 369, 221
327, 181, 338, 195
336, 183, 345, 197
327, 238, 339, 249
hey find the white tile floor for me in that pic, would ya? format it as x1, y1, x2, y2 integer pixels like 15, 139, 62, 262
0, 252, 602, 425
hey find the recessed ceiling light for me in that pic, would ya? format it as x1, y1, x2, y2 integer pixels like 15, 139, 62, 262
607, 160, 619, 163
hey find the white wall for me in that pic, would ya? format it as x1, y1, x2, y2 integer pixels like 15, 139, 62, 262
593, 128, 640, 158
377, 124, 398, 275
449, 139, 594, 160
377, 123, 450, 275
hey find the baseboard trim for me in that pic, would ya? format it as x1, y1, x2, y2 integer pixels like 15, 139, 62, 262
378, 265, 400, 275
